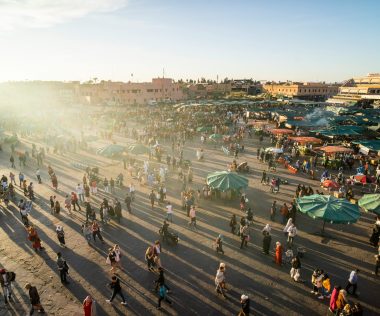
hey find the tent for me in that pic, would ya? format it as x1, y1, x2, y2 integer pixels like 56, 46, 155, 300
96, 144, 126, 157
288, 136, 323, 145
269, 128, 295, 135
206, 171, 248, 192
311, 126, 365, 137
359, 194, 380, 215
296, 194, 360, 232
316, 146, 353, 155
352, 140, 380, 155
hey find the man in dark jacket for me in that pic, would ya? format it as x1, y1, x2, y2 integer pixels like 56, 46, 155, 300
56, 252, 69, 284
114, 199, 122, 222
106, 276, 127, 305
25, 283, 45, 315
154, 267, 171, 292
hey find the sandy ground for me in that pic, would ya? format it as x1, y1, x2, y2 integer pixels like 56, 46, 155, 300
0, 122, 379, 316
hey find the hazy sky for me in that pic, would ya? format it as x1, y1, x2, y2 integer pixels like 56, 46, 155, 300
0, 0, 379, 83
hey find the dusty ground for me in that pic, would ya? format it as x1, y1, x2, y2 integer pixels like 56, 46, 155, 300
0, 121, 379, 316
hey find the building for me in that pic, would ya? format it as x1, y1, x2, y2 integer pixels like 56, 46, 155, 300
183, 82, 231, 98
263, 82, 339, 101
0, 78, 185, 107
78, 78, 184, 105
327, 73, 380, 105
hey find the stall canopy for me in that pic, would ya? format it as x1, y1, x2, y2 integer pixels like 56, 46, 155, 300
209, 133, 223, 141
311, 125, 366, 137
352, 140, 380, 155
359, 194, 380, 215
296, 194, 360, 232
206, 171, 248, 192
316, 146, 354, 155
288, 136, 323, 145
269, 128, 295, 135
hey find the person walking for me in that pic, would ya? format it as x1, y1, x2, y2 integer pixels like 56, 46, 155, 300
25, 283, 45, 315
240, 224, 249, 249
83, 295, 97, 316
270, 201, 277, 221
26, 226, 44, 252
0, 269, 15, 304
149, 190, 156, 209
92, 220, 104, 243
106, 275, 127, 306
215, 234, 225, 254
374, 254, 380, 276
345, 269, 359, 296
290, 255, 301, 282
188, 206, 197, 231
76, 184, 84, 203
103, 178, 109, 193
124, 194, 132, 214
154, 267, 171, 293
114, 199, 122, 223
36, 169, 42, 184
229, 214, 237, 234
107, 248, 118, 274
56, 225, 66, 247
71, 192, 81, 211
165, 201, 173, 222
157, 284, 172, 310
238, 294, 250, 316
64, 195, 72, 214
287, 223, 297, 249
274, 241, 282, 265
262, 231, 272, 255
56, 252, 69, 284
19, 172, 25, 187
10, 155, 15, 168
82, 222, 92, 244
214, 263, 227, 299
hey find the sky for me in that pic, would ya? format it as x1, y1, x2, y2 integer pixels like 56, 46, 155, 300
0, 0, 379, 83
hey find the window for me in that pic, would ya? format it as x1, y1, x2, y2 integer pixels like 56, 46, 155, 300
147, 89, 153, 92
155, 89, 158, 92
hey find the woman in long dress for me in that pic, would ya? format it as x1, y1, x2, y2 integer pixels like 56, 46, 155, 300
275, 241, 282, 265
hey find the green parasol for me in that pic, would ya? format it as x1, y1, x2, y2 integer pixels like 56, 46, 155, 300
209, 133, 223, 141
96, 144, 126, 157
206, 171, 248, 192
127, 144, 150, 155
296, 194, 360, 232
359, 194, 380, 215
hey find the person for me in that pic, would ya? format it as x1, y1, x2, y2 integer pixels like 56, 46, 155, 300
25, 283, 45, 315
229, 214, 237, 234
154, 267, 171, 293
145, 245, 155, 271
92, 220, 104, 243
215, 263, 227, 299
56, 225, 66, 247
157, 284, 172, 310
262, 231, 271, 255
329, 285, 341, 314
215, 234, 224, 254
56, 252, 69, 284
335, 289, 348, 315
166, 201, 173, 222
321, 274, 331, 299
26, 226, 44, 251
240, 224, 249, 249
0, 269, 15, 304
36, 169, 42, 184
188, 206, 197, 230
147, 189, 156, 209
10, 155, 15, 168
76, 183, 84, 203
114, 199, 122, 223
83, 295, 97, 316
280, 203, 289, 225
287, 223, 297, 249
125, 194, 132, 213
270, 201, 276, 221
311, 268, 323, 295
64, 195, 72, 214
238, 294, 250, 316
71, 192, 81, 211
18, 199, 29, 226
275, 241, 282, 265
110, 178, 115, 193
346, 269, 359, 296
106, 275, 127, 305
54, 200, 61, 215
261, 170, 266, 184
82, 222, 92, 244
374, 254, 380, 276
107, 248, 118, 274
290, 255, 301, 282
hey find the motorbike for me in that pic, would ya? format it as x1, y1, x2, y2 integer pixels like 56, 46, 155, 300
237, 162, 249, 173
158, 227, 179, 245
